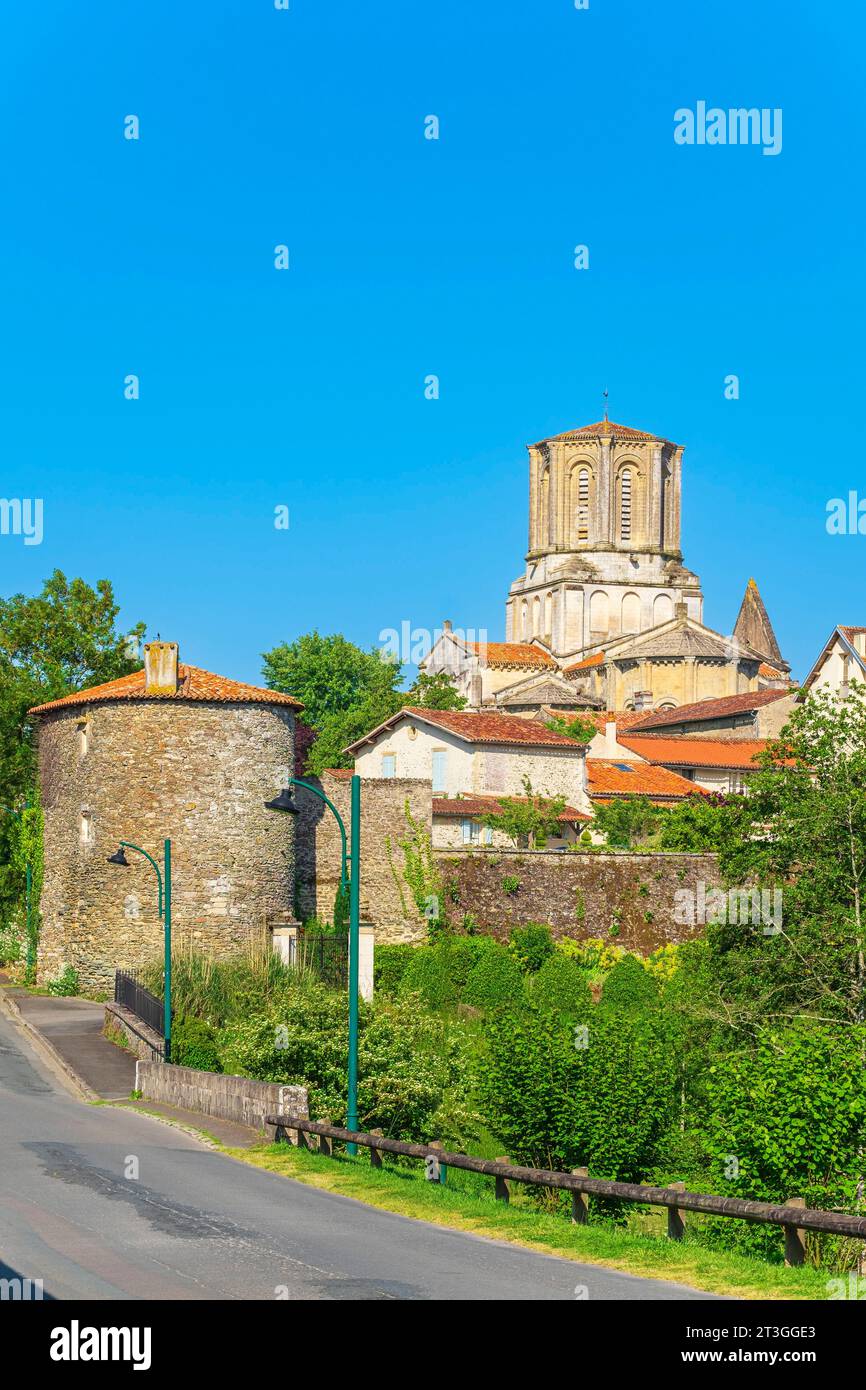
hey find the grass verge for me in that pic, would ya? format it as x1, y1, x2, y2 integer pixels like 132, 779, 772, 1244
224, 1140, 832, 1300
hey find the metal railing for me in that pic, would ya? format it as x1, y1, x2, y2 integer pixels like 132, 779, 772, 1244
114, 970, 165, 1038
264, 1116, 866, 1265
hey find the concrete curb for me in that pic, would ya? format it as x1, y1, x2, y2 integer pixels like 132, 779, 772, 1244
0, 981, 100, 1103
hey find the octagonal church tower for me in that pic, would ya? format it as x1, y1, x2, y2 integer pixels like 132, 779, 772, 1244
29, 641, 302, 994
505, 418, 704, 660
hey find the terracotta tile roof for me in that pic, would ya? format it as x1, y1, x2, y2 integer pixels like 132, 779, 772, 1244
531, 420, 677, 448
620, 735, 771, 770
459, 641, 556, 669
838, 626, 866, 645
29, 664, 303, 715
433, 794, 589, 822
564, 651, 605, 673
628, 689, 792, 731
587, 759, 705, 802
758, 663, 788, 680
345, 705, 587, 753
578, 710, 656, 733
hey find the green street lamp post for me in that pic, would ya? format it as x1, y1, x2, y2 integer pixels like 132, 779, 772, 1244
108, 838, 172, 1063
2, 803, 34, 978
266, 774, 360, 1152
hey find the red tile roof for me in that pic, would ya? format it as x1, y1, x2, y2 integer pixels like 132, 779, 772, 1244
433, 794, 589, 822
578, 710, 656, 733
620, 735, 771, 770
628, 689, 792, 731
531, 420, 677, 448
564, 651, 605, 673
460, 641, 556, 669
29, 665, 303, 715
587, 759, 705, 802
345, 705, 587, 752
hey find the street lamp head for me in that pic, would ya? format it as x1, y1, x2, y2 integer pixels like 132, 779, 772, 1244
107, 846, 129, 866
264, 788, 300, 815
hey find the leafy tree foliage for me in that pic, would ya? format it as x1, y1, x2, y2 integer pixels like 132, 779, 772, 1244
592, 795, 659, 848
543, 712, 596, 744
402, 670, 466, 710
481, 775, 567, 849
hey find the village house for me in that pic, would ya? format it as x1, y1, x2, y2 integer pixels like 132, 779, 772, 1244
799, 625, 866, 699
344, 705, 591, 848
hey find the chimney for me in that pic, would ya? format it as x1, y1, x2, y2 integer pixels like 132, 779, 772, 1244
605, 719, 617, 751
144, 641, 179, 695
674, 601, 688, 620
853, 631, 866, 658
443, 619, 452, 633
633, 690, 653, 712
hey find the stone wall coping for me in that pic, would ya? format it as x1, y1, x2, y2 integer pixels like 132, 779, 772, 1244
435, 847, 718, 860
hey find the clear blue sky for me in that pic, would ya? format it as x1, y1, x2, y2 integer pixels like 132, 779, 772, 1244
1, 1, 862, 685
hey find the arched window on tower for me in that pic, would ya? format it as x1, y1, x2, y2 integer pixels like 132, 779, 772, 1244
539, 466, 550, 548
532, 595, 541, 634
544, 591, 553, 637
576, 468, 590, 541
619, 469, 633, 542
521, 600, 529, 639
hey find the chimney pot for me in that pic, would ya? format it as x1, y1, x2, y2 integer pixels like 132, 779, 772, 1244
144, 641, 179, 695
443, 619, 452, 633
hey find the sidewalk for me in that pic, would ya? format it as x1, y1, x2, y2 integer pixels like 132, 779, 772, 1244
0, 973, 264, 1147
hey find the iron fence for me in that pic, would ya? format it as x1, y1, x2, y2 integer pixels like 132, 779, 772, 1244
288, 930, 349, 990
115, 969, 165, 1037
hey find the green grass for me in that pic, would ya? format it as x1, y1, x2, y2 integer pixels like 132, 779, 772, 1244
225, 1140, 834, 1300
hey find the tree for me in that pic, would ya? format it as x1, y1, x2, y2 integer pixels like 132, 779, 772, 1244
480, 775, 567, 849
402, 670, 466, 711
658, 792, 740, 851
544, 712, 596, 744
592, 795, 659, 849
263, 631, 405, 773
0, 570, 144, 926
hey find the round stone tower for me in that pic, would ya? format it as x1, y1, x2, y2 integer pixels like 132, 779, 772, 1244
29, 641, 302, 994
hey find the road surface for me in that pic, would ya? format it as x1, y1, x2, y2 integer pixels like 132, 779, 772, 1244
0, 1004, 714, 1301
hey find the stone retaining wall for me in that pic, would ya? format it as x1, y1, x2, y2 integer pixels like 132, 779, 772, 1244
135, 1059, 308, 1133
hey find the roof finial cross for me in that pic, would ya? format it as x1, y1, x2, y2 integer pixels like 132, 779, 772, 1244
602, 387, 609, 423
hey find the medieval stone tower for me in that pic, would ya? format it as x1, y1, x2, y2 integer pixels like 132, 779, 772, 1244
30, 641, 302, 993
505, 418, 704, 659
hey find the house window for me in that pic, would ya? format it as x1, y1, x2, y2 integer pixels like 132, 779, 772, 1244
381, 754, 396, 778
462, 818, 481, 845
78, 718, 90, 757
432, 750, 447, 792
79, 811, 92, 846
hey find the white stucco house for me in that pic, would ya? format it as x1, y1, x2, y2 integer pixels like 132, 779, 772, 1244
800, 625, 866, 699
345, 705, 591, 848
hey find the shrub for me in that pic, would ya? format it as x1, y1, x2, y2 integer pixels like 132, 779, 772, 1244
501, 875, 521, 897
509, 922, 554, 974
555, 936, 626, 972
531, 953, 594, 1018
218, 985, 479, 1146
599, 955, 660, 1014
0, 923, 21, 965
479, 1003, 679, 1181
374, 944, 416, 996
47, 966, 79, 997
462, 945, 525, 1011
398, 936, 495, 1010
171, 1016, 222, 1072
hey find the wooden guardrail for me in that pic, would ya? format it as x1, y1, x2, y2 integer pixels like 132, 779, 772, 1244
265, 1114, 866, 1264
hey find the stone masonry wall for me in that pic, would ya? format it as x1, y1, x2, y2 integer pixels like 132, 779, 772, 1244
434, 847, 723, 953
295, 774, 432, 942
37, 700, 296, 993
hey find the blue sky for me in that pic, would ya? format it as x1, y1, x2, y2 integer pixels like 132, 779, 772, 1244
0, 1, 862, 684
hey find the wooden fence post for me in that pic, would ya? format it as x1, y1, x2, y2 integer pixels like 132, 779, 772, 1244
318, 1118, 332, 1157
667, 1181, 686, 1241
495, 1156, 510, 1204
426, 1141, 446, 1184
571, 1167, 589, 1224
784, 1197, 806, 1266
369, 1129, 384, 1169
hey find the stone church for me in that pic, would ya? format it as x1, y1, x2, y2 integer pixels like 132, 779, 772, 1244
424, 415, 790, 714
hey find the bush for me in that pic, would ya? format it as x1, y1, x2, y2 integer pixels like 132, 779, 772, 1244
462, 945, 525, 1011
47, 966, 79, 997
398, 936, 495, 1010
555, 936, 627, 973
479, 1002, 679, 1182
501, 875, 521, 897
0, 923, 21, 966
531, 953, 594, 1018
509, 922, 554, 974
599, 955, 660, 1014
218, 984, 479, 1146
374, 944, 416, 996
171, 1016, 222, 1072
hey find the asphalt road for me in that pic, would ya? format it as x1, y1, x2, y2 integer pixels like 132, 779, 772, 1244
0, 1005, 714, 1301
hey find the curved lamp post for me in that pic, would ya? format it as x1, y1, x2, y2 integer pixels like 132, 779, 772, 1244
265, 775, 360, 1152
2, 803, 33, 978
108, 839, 172, 1063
